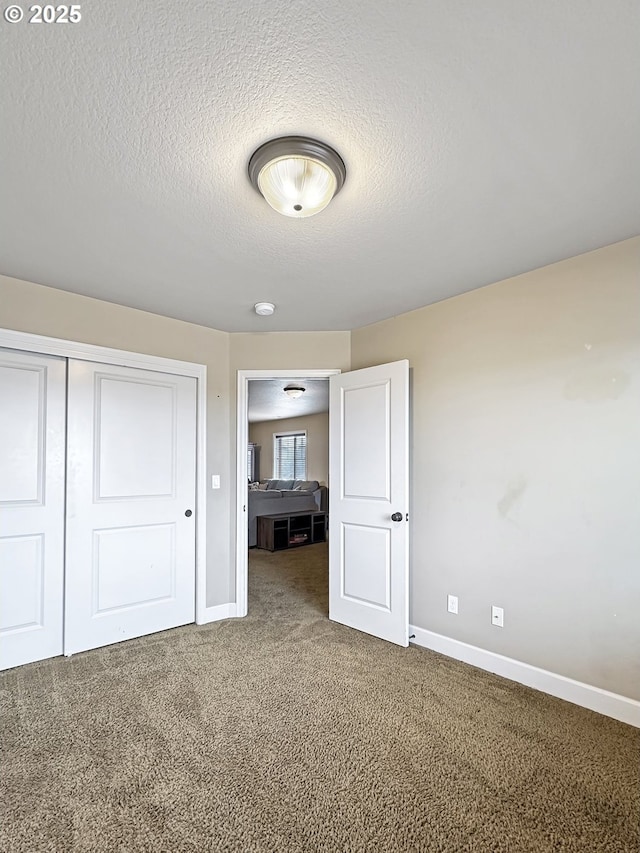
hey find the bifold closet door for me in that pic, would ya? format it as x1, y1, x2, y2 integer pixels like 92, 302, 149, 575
64, 360, 197, 656
0, 350, 66, 670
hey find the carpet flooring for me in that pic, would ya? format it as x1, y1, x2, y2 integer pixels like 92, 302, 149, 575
1, 542, 638, 852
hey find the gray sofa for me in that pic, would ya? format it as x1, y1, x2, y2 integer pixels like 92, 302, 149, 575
248, 479, 327, 547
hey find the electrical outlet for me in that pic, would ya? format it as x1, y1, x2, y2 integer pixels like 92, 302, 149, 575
447, 594, 458, 614
491, 605, 504, 628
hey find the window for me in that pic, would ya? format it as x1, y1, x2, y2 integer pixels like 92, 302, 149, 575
247, 443, 259, 482
273, 431, 306, 480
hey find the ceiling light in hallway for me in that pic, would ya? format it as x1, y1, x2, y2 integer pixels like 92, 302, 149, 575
283, 384, 305, 399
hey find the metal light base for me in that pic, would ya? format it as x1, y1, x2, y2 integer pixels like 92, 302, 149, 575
248, 136, 346, 198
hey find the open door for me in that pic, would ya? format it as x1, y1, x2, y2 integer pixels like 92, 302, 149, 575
329, 360, 409, 646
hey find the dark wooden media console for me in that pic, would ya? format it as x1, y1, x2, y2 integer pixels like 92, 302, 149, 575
256, 510, 327, 552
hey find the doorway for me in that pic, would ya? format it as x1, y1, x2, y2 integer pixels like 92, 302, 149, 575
236, 361, 410, 647
235, 370, 340, 616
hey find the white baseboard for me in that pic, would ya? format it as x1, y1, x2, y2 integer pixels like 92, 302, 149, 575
409, 625, 640, 728
197, 603, 238, 625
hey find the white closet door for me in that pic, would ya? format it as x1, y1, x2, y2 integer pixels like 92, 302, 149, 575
0, 350, 66, 670
65, 360, 197, 655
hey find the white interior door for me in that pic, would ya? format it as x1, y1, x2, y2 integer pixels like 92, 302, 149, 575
0, 349, 66, 670
65, 360, 197, 655
329, 360, 409, 646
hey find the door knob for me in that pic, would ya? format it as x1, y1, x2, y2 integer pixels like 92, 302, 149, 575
185, 509, 193, 517
391, 512, 403, 522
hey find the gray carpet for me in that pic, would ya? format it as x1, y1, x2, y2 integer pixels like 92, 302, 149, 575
1, 542, 638, 852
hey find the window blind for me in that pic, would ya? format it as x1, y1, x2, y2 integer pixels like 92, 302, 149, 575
273, 432, 306, 480
247, 443, 256, 481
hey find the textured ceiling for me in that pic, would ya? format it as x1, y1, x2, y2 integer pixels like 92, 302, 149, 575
1, 1, 638, 332
248, 379, 329, 423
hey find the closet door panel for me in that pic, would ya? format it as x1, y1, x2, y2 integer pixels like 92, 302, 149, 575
64, 360, 196, 655
0, 350, 66, 670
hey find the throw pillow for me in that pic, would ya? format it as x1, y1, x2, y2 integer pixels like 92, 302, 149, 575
248, 481, 260, 490
294, 480, 319, 492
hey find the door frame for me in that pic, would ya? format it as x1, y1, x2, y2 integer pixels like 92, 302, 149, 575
235, 368, 341, 617
0, 327, 209, 625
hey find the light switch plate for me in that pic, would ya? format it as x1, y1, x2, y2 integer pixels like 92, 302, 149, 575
211, 474, 220, 489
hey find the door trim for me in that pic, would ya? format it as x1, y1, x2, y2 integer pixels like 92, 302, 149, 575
0, 327, 208, 626
235, 369, 341, 617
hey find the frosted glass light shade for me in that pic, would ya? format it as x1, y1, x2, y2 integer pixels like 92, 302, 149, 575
284, 385, 305, 398
249, 137, 346, 219
258, 156, 337, 218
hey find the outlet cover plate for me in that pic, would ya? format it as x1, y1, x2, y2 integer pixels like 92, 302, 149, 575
447, 594, 458, 614
491, 605, 504, 627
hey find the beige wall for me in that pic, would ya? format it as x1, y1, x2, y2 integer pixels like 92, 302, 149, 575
229, 332, 351, 374
351, 237, 640, 700
249, 412, 329, 484
4, 239, 638, 703
0, 274, 233, 607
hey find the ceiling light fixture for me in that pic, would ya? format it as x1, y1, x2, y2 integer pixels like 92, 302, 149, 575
284, 384, 306, 399
254, 302, 275, 316
248, 136, 346, 218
